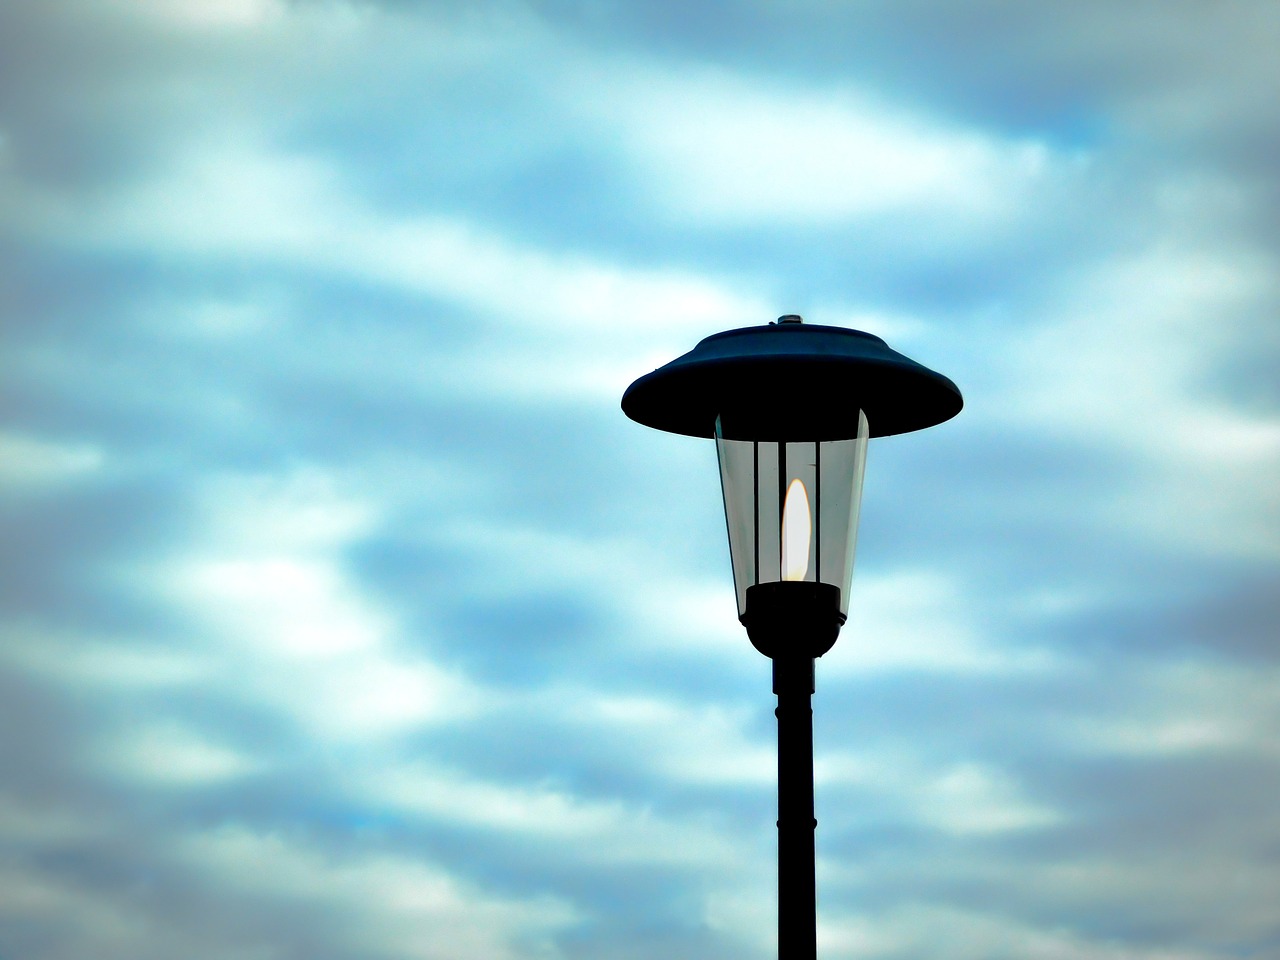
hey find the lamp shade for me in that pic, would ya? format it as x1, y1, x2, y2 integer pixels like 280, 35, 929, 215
621, 317, 962, 441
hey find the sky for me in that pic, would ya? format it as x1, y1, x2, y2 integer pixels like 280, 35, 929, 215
1, 1, 1279, 958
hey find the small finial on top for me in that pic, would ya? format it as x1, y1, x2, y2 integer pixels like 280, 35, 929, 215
777, 314, 803, 324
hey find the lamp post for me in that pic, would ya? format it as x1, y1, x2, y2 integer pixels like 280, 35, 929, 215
622, 315, 962, 959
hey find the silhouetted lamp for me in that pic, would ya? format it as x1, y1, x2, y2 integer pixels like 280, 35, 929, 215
622, 315, 961, 960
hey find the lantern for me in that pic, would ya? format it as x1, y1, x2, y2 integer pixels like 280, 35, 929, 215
621, 314, 962, 960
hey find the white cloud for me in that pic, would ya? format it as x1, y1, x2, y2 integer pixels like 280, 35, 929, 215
183, 556, 388, 657
1000, 239, 1280, 560
168, 471, 381, 655
819, 901, 1218, 960
43, 142, 767, 341
917, 762, 1061, 835
8, 139, 775, 404
1, 628, 208, 689
585, 693, 775, 785
829, 570, 1062, 675
815, 752, 1061, 838
372, 759, 749, 874
0, 817, 576, 960
571, 64, 1055, 226
154, 467, 484, 740
0, 863, 156, 959
1067, 659, 1280, 758
127, 0, 288, 29
285, 652, 478, 740
704, 879, 777, 957
108, 723, 260, 785
178, 825, 579, 960
0, 431, 104, 487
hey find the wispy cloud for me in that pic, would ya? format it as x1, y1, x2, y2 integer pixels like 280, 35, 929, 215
3, 1, 1279, 958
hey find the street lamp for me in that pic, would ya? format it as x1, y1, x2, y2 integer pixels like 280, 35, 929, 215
622, 315, 962, 959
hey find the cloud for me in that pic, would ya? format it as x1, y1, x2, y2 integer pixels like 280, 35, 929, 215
831, 569, 1062, 675
818, 901, 1221, 960
0, 796, 578, 960
107, 723, 261, 785
0, 432, 104, 487
176, 824, 580, 960
3, 1, 1280, 959
993, 241, 1280, 561
575, 64, 1056, 227
1064, 659, 1280, 759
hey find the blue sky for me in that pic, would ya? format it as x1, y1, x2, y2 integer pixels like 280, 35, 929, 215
2, 1, 1278, 958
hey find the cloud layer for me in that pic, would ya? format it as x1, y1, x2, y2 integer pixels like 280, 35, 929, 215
2, 2, 1278, 958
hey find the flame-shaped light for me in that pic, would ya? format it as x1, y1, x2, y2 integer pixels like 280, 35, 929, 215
781, 478, 811, 581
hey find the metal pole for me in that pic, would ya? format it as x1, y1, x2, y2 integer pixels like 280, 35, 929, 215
773, 654, 817, 960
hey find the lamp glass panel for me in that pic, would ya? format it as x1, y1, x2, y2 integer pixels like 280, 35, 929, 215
715, 411, 870, 618
820, 409, 870, 617
715, 417, 757, 617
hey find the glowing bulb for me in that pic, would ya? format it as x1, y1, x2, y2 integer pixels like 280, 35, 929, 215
781, 478, 811, 581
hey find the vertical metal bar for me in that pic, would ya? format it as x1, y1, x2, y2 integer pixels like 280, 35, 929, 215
774, 655, 816, 960
814, 441, 821, 583
753, 441, 760, 585
778, 441, 786, 575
